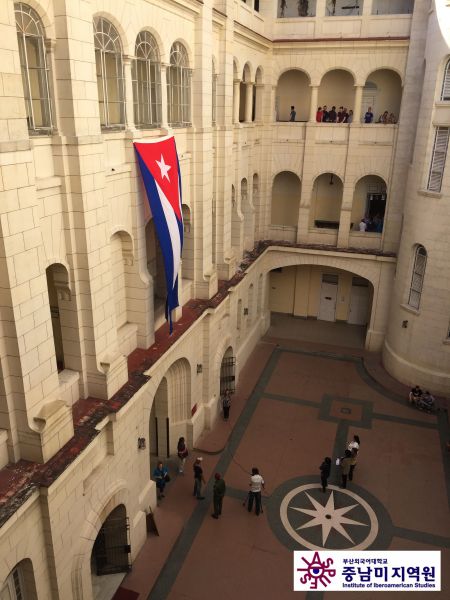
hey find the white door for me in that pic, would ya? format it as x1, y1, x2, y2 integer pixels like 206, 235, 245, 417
348, 284, 370, 325
318, 280, 338, 322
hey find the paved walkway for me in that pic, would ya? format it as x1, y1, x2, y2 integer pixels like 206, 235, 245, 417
115, 333, 450, 600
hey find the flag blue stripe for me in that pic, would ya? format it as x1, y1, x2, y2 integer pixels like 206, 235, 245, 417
136, 151, 181, 331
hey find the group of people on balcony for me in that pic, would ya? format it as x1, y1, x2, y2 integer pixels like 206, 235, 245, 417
311, 105, 397, 124
316, 105, 354, 123
364, 107, 397, 124
358, 214, 383, 233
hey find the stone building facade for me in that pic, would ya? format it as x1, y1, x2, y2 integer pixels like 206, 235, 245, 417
0, 0, 448, 597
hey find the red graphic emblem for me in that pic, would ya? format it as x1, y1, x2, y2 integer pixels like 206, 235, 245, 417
297, 551, 336, 589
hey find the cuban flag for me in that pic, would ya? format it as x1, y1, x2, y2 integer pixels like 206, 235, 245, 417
134, 136, 183, 333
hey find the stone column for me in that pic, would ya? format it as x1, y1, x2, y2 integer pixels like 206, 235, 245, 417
309, 85, 319, 122
362, 0, 373, 16
353, 85, 364, 123
245, 82, 253, 123
254, 83, 264, 122
160, 64, 169, 128
123, 55, 136, 131
233, 79, 241, 124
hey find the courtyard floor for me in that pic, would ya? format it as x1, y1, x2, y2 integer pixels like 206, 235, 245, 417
114, 325, 450, 600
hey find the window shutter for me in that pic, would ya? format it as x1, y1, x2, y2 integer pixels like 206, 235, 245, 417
408, 246, 427, 309
441, 60, 450, 101
427, 127, 449, 192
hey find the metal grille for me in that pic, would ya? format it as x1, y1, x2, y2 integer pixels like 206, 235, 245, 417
93, 515, 131, 575
220, 356, 236, 395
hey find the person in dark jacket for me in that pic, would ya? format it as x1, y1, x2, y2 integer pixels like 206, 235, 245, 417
319, 457, 331, 493
211, 473, 226, 519
193, 457, 205, 499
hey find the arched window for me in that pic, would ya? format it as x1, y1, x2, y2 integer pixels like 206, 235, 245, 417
408, 245, 427, 309
0, 560, 37, 599
167, 42, 191, 127
212, 59, 217, 126
132, 31, 161, 128
441, 59, 450, 102
15, 2, 53, 132
1, 566, 25, 599
93, 17, 125, 129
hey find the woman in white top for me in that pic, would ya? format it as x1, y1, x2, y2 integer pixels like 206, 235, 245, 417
348, 434, 360, 452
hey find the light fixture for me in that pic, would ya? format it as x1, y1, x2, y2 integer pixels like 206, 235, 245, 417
197, 364, 203, 374
402, 320, 408, 328
138, 437, 146, 450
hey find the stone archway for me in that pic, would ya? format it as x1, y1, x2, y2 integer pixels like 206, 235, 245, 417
90, 505, 131, 599
268, 264, 374, 349
149, 358, 191, 458
220, 346, 236, 395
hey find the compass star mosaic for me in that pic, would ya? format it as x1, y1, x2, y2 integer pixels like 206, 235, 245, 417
279, 483, 379, 550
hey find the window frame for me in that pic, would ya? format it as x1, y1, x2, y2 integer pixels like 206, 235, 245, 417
167, 42, 192, 128
440, 59, 450, 102
212, 60, 217, 126
14, 2, 53, 134
408, 245, 427, 310
427, 126, 449, 193
132, 31, 162, 129
93, 17, 125, 130
1, 566, 25, 600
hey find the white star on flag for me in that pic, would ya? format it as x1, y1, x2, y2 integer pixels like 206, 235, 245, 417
156, 154, 171, 182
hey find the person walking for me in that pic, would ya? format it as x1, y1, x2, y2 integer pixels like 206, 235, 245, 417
211, 473, 226, 519
248, 467, 265, 515
349, 448, 358, 481
340, 450, 352, 489
319, 457, 331, 493
153, 461, 169, 500
193, 457, 205, 499
222, 388, 232, 421
177, 436, 188, 474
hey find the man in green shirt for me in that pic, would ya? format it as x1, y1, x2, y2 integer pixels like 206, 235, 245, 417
211, 473, 226, 519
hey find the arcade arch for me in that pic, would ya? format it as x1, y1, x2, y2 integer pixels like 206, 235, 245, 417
310, 173, 343, 229
363, 69, 403, 122
268, 264, 374, 347
276, 70, 310, 122
351, 175, 387, 232
91, 505, 130, 596
149, 358, 191, 458
318, 70, 355, 117
271, 171, 301, 234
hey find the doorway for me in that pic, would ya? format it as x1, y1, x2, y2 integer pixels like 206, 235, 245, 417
318, 274, 338, 322
348, 277, 371, 325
